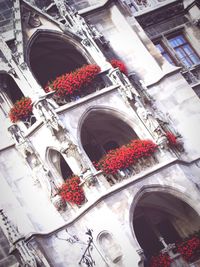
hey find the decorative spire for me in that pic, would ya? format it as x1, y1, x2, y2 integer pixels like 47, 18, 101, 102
0, 209, 39, 267
0, 209, 22, 245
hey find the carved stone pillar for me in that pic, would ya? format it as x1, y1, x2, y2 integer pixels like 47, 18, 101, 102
54, 0, 110, 71
108, 68, 140, 105
60, 142, 87, 176
159, 237, 189, 267
8, 124, 66, 210
0, 209, 41, 267
135, 101, 168, 147
34, 97, 64, 137
0, 37, 43, 99
34, 96, 93, 180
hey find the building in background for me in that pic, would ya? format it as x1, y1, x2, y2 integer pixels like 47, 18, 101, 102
0, 0, 200, 266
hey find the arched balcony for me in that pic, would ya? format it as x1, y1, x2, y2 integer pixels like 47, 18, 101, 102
133, 191, 200, 266
27, 31, 111, 105
80, 109, 158, 186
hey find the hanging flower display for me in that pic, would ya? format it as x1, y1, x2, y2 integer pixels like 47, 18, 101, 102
149, 233, 200, 267
45, 64, 101, 99
166, 131, 178, 147
58, 176, 85, 205
176, 236, 200, 263
9, 97, 33, 123
149, 253, 171, 267
97, 139, 157, 174
110, 59, 128, 75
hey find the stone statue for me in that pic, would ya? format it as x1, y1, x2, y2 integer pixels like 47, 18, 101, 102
34, 98, 64, 136
135, 102, 160, 133
135, 102, 168, 147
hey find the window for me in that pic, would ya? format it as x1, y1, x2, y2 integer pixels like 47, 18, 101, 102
155, 43, 175, 65
168, 35, 200, 67
155, 34, 200, 68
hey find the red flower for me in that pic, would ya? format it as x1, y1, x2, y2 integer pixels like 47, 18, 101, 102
9, 97, 33, 123
166, 132, 178, 147
110, 59, 128, 75
149, 253, 171, 267
97, 139, 157, 174
176, 236, 200, 263
58, 176, 85, 205
45, 64, 101, 99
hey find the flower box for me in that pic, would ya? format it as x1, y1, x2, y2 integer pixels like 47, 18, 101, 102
9, 97, 33, 123
97, 139, 157, 175
110, 59, 128, 75
149, 234, 200, 267
58, 176, 85, 206
45, 64, 101, 103
149, 253, 171, 267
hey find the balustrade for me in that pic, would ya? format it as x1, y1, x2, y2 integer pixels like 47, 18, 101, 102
182, 64, 200, 86
103, 154, 159, 186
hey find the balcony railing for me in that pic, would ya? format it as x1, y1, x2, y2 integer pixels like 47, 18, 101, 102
181, 64, 200, 86
101, 154, 159, 186
121, 0, 168, 15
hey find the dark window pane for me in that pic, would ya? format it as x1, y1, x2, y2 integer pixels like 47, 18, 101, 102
168, 34, 200, 67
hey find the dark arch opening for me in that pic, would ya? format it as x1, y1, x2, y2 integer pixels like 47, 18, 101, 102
48, 149, 73, 181
0, 74, 23, 104
133, 191, 200, 262
28, 33, 88, 87
81, 110, 138, 162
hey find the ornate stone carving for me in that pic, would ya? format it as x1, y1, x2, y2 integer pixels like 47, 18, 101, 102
135, 102, 167, 147
109, 68, 139, 105
0, 209, 39, 267
82, 169, 96, 186
8, 124, 35, 156
34, 97, 65, 136
22, 6, 42, 28
60, 142, 86, 174
54, 1, 108, 68
51, 194, 66, 211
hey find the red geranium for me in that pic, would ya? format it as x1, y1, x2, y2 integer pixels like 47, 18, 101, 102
149, 253, 171, 267
97, 139, 157, 174
166, 132, 178, 147
110, 59, 128, 75
58, 176, 85, 205
9, 97, 33, 123
45, 64, 101, 99
176, 236, 200, 263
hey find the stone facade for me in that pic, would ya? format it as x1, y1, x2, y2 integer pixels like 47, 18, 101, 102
0, 0, 200, 266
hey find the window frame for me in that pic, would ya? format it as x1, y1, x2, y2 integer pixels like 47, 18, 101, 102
153, 32, 200, 68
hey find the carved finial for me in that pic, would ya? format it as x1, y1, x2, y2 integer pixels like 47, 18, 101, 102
0, 209, 22, 244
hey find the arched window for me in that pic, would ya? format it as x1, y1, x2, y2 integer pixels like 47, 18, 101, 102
28, 32, 88, 87
48, 149, 73, 182
0, 74, 24, 106
81, 110, 138, 162
133, 192, 200, 263
98, 231, 122, 264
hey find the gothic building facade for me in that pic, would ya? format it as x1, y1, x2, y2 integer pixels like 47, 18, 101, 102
0, 0, 200, 266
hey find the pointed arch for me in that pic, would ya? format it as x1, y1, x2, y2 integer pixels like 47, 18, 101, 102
78, 105, 142, 163
129, 184, 200, 259
25, 29, 94, 87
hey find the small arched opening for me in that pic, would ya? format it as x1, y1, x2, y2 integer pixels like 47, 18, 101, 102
0, 74, 24, 104
28, 32, 88, 87
80, 109, 138, 162
48, 148, 73, 182
98, 231, 122, 264
132, 191, 200, 263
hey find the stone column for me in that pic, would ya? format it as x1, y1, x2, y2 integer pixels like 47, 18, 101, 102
159, 237, 189, 267
0, 209, 40, 267
0, 36, 44, 100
